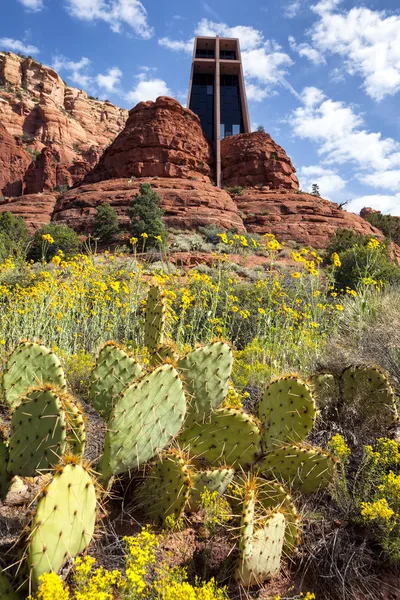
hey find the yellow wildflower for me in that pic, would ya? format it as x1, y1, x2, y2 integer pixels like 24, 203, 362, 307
141, 232, 149, 238
328, 434, 351, 461
291, 272, 301, 279
52, 255, 61, 266
129, 236, 138, 245
368, 238, 380, 249
42, 233, 55, 244
360, 498, 394, 522
336, 304, 344, 311
331, 252, 341, 267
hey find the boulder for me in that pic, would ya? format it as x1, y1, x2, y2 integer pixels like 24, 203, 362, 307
221, 132, 299, 190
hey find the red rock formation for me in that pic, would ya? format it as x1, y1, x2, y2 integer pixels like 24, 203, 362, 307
235, 189, 383, 248
0, 123, 31, 196
84, 97, 213, 184
0, 51, 128, 193
0, 193, 57, 231
53, 177, 244, 232
24, 147, 93, 194
221, 132, 299, 190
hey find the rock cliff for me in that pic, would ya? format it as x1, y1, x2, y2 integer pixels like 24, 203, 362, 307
0, 51, 128, 196
221, 132, 299, 190
235, 189, 383, 248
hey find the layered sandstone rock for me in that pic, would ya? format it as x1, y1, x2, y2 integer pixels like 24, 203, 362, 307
53, 177, 244, 232
221, 132, 299, 190
0, 123, 31, 196
0, 51, 128, 193
84, 97, 213, 184
24, 147, 93, 194
0, 193, 57, 230
235, 189, 383, 248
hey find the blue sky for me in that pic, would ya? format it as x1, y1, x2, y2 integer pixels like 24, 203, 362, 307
2, 0, 400, 215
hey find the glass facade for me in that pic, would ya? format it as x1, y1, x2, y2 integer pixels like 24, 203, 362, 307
189, 73, 215, 141
220, 74, 243, 138
195, 48, 215, 59
220, 50, 236, 60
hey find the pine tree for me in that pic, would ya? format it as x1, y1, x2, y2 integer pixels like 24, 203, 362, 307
93, 203, 119, 241
311, 183, 321, 197
127, 184, 167, 249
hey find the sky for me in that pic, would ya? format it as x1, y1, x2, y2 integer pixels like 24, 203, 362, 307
2, 0, 400, 216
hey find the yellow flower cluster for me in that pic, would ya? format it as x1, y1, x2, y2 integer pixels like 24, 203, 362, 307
360, 498, 395, 523
365, 438, 400, 467
328, 434, 351, 462
41, 233, 55, 244
291, 248, 322, 276
331, 252, 341, 267
28, 572, 69, 600
378, 471, 400, 501
122, 526, 158, 595
367, 238, 380, 249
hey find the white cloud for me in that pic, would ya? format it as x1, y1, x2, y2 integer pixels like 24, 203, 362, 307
96, 66, 122, 93
246, 83, 274, 102
289, 35, 326, 65
0, 38, 39, 55
52, 55, 92, 88
290, 87, 400, 175
126, 77, 171, 105
299, 165, 346, 199
361, 170, 400, 192
65, 0, 154, 38
346, 194, 400, 217
284, 1, 301, 19
195, 18, 263, 51
158, 37, 193, 53
18, 0, 43, 11
310, 0, 400, 101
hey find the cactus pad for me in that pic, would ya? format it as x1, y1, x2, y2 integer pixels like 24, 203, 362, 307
256, 479, 300, 554
144, 286, 166, 352
178, 408, 261, 469
309, 372, 340, 409
259, 444, 336, 494
341, 365, 398, 426
63, 396, 86, 456
236, 511, 286, 586
0, 569, 19, 600
8, 387, 67, 477
137, 451, 191, 525
258, 376, 316, 450
2, 342, 66, 409
187, 467, 235, 512
28, 462, 96, 589
99, 365, 186, 479
90, 342, 143, 420
0, 436, 10, 501
178, 342, 233, 426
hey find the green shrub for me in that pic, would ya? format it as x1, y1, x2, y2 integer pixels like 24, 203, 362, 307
226, 186, 245, 196
363, 211, 400, 246
28, 223, 80, 262
333, 243, 400, 290
0, 212, 30, 261
127, 184, 167, 249
327, 228, 371, 256
93, 203, 119, 242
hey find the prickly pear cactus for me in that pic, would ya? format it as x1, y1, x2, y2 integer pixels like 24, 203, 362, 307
150, 344, 178, 368
90, 342, 143, 420
8, 387, 67, 477
236, 511, 286, 586
259, 444, 336, 494
27, 460, 96, 589
258, 376, 316, 450
99, 365, 186, 480
2, 342, 66, 409
0, 433, 10, 501
63, 395, 86, 456
256, 479, 300, 554
0, 569, 19, 600
309, 372, 340, 410
137, 451, 191, 525
178, 342, 233, 426
187, 467, 235, 513
341, 365, 398, 426
178, 408, 261, 469
144, 286, 166, 352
